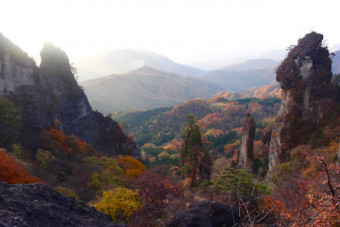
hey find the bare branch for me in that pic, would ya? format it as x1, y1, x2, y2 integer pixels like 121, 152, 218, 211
280, 181, 317, 209
320, 159, 335, 197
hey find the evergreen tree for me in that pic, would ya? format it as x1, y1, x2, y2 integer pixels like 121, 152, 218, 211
0, 97, 21, 149
180, 114, 211, 187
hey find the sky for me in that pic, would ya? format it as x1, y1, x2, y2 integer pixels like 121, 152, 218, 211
1, 0, 340, 69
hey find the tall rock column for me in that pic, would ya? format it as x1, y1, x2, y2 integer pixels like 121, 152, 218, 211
238, 113, 255, 169
267, 32, 340, 176
0, 33, 139, 158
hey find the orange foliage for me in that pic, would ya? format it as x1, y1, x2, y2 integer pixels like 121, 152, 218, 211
117, 156, 146, 178
269, 152, 340, 226
263, 195, 286, 216
41, 125, 93, 156
247, 84, 282, 99
182, 177, 192, 189
41, 127, 71, 154
0, 150, 45, 184
224, 144, 234, 153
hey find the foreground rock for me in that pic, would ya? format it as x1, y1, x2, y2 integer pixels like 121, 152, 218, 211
168, 201, 239, 227
0, 182, 123, 227
0, 33, 138, 158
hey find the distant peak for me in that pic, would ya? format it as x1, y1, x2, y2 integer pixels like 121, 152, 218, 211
40, 42, 76, 84
128, 66, 162, 74
40, 42, 69, 65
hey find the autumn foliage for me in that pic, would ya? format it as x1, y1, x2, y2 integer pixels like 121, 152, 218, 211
92, 187, 142, 224
130, 171, 181, 226
0, 150, 44, 184
117, 155, 146, 178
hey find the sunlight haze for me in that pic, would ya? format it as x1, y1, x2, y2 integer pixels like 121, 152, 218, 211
1, 0, 340, 69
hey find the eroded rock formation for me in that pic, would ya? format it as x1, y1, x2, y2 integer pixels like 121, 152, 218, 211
238, 113, 255, 169
268, 32, 340, 176
0, 182, 123, 226
0, 33, 138, 158
168, 201, 239, 227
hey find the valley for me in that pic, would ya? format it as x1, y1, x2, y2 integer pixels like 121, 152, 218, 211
0, 31, 340, 226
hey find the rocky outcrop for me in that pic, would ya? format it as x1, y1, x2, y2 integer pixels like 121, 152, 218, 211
0, 33, 138, 158
238, 113, 255, 169
168, 201, 239, 227
268, 32, 340, 176
0, 182, 123, 226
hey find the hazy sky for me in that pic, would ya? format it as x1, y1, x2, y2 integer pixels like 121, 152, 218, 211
1, 0, 340, 68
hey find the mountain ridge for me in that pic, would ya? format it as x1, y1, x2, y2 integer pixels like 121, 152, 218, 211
76, 49, 207, 80
203, 58, 278, 92
80, 66, 223, 114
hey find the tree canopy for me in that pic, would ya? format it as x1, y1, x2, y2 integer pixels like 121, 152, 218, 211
180, 114, 211, 187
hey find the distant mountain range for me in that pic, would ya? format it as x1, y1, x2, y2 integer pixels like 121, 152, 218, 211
79, 49, 340, 114
203, 59, 278, 92
80, 66, 222, 114
76, 49, 207, 81
332, 50, 340, 74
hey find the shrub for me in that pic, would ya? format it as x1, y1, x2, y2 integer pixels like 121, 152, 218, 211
92, 187, 141, 223
0, 150, 44, 184
117, 156, 146, 178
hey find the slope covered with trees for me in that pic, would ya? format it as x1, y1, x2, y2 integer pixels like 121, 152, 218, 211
80, 66, 222, 114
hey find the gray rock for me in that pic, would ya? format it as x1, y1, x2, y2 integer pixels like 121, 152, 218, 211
238, 113, 256, 170
0, 182, 124, 227
168, 201, 239, 227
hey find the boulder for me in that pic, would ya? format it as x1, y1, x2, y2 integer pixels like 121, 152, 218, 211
168, 201, 239, 227
0, 182, 124, 226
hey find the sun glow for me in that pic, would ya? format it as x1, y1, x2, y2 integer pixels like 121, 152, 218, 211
1, 0, 340, 67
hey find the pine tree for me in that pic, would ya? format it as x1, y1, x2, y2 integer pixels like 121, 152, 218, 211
180, 114, 211, 187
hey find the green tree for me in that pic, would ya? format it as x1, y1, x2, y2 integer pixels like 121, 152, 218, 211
211, 167, 268, 198
0, 97, 21, 149
36, 149, 55, 170
180, 114, 211, 187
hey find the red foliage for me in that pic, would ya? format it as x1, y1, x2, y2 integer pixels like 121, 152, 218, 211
268, 152, 340, 226
41, 125, 94, 157
0, 150, 45, 184
130, 171, 181, 226
41, 127, 71, 154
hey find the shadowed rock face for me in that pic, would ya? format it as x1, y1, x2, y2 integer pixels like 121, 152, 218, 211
0, 182, 124, 227
268, 32, 340, 176
238, 113, 255, 169
168, 201, 239, 227
0, 33, 139, 158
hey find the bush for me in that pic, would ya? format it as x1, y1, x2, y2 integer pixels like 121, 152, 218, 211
117, 156, 146, 178
92, 187, 141, 223
0, 150, 45, 184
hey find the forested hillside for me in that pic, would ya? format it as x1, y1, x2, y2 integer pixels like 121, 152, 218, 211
81, 66, 222, 114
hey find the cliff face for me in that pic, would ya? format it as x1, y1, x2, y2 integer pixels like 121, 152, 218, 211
238, 113, 255, 169
268, 32, 340, 176
0, 33, 138, 158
